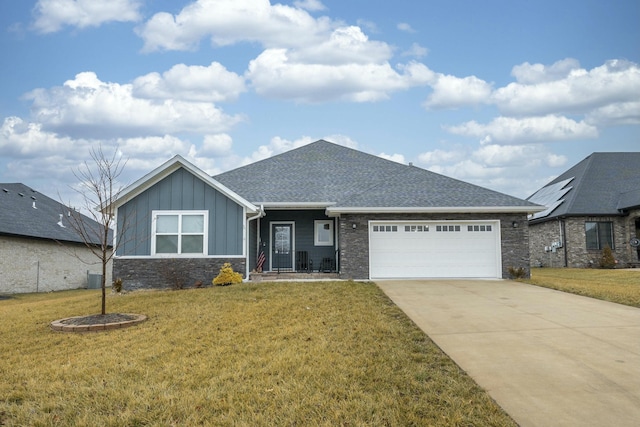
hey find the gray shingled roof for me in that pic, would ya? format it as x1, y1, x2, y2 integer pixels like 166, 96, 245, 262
527, 152, 640, 221
0, 183, 109, 245
214, 140, 538, 210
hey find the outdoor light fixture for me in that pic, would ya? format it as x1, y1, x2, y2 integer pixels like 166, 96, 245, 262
352, 223, 357, 229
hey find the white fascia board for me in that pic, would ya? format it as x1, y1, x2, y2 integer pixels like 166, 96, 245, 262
326, 205, 545, 215
260, 202, 336, 210
110, 155, 258, 214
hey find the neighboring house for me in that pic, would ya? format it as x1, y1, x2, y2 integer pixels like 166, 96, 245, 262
527, 152, 640, 268
0, 183, 112, 293
111, 140, 542, 289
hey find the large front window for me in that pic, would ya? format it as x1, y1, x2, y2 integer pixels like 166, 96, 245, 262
153, 211, 207, 255
585, 221, 614, 250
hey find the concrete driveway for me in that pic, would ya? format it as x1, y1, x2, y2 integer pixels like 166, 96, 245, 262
377, 279, 640, 427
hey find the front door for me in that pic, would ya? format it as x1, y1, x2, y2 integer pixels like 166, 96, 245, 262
271, 222, 294, 271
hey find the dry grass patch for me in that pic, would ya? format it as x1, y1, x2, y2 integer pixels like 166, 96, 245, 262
0, 282, 515, 426
527, 268, 640, 307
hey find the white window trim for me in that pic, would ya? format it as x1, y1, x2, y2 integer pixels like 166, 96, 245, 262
314, 220, 334, 246
151, 210, 209, 256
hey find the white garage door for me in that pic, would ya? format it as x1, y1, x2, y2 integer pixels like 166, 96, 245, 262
369, 221, 501, 279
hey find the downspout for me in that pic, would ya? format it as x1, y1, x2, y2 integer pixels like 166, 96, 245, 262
560, 218, 568, 267
245, 205, 265, 281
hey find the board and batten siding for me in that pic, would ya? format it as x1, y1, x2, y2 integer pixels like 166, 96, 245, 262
116, 168, 244, 257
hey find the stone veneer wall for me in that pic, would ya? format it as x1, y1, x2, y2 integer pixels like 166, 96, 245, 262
113, 258, 246, 291
530, 213, 639, 268
338, 212, 531, 280
0, 235, 112, 294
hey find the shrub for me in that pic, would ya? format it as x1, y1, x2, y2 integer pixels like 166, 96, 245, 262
213, 263, 243, 286
112, 278, 123, 293
507, 266, 527, 279
599, 245, 617, 269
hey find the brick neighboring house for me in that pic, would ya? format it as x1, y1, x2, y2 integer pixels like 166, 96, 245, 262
111, 140, 542, 289
527, 152, 640, 268
0, 183, 112, 293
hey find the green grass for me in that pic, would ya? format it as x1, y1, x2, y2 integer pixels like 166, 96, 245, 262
527, 268, 640, 307
0, 282, 515, 426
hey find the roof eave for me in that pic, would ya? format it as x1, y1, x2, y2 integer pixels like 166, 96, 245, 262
326, 206, 544, 216
259, 202, 336, 210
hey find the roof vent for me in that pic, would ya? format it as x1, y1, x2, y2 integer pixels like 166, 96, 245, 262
18, 192, 24, 197
32, 201, 37, 209
2, 188, 8, 193
31, 195, 36, 200
57, 214, 66, 228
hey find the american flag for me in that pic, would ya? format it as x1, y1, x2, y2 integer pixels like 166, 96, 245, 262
256, 250, 266, 272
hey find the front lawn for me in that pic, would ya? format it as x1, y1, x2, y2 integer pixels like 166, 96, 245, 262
527, 268, 640, 307
0, 282, 515, 426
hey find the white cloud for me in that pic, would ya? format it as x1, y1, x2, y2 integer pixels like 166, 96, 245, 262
201, 134, 234, 156
586, 101, 640, 126
378, 152, 405, 163
241, 135, 315, 165
293, 0, 326, 11
397, 23, 416, 33
417, 147, 466, 165
132, 62, 246, 103
493, 59, 640, 116
511, 58, 581, 84
288, 26, 392, 65
25, 72, 242, 138
417, 144, 568, 198
446, 115, 598, 144
0, 116, 78, 157
32, 0, 141, 33
247, 49, 433, 102
136, 0, 335, 52
402, 42, 428, 58
424, 74, 492, 109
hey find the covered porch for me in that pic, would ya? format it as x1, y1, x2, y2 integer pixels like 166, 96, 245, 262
248, 208, 339, 276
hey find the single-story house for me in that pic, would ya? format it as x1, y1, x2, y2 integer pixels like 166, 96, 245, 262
111, 140, 542, 289
0, 183, 112, 293
527, 152, 640, 268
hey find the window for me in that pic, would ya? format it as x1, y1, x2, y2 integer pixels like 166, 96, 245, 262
468, 225, 492, 232
405, 225, 429, 232
314, 220, 334, 246
585, 221, 614, 250
436, 225, 460, 232
372, 225, 398, 232
152, 211, 207, 255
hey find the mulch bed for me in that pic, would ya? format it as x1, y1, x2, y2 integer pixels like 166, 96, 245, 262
59, 313, 138, 326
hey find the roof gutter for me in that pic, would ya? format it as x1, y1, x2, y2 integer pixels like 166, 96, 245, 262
325, 205, 545, 216
257, 202, 336, 210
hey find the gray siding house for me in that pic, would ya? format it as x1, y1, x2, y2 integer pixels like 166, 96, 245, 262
527, 152, 640, 268
111, 140, 542, 289
0, 183, 111, 293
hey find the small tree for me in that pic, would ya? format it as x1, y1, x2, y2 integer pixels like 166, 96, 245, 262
599, 245, 616, 269
66, 146, 127, 315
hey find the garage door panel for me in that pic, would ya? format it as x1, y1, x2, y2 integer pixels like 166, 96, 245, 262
369, 221, 500, 279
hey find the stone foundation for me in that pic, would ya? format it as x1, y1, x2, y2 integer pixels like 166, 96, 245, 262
113, 258, 246, 291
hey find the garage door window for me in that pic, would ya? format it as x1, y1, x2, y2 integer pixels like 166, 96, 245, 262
436, 225, 460, 232
373, 225, 398, 232
405, 225, 429, 232
468, 225, 492, 232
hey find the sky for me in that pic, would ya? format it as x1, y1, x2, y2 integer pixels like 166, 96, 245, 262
1, 0, 639, 209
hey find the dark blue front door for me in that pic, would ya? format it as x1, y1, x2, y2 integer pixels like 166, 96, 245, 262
271, 223, 293, 270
